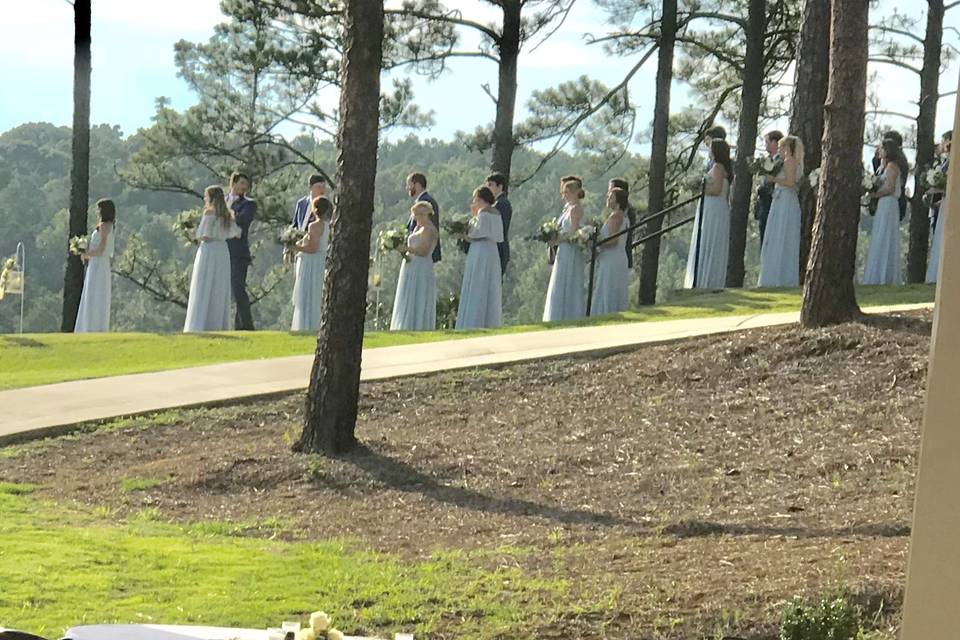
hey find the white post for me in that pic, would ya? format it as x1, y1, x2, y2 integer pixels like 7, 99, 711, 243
900, 69, 960, 637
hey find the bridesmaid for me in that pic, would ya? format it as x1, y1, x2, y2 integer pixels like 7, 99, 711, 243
75, 198, 116, 333
685, 139, 732, 289
758, 135, 804, 287
456, 186, 503, 329
590, 187, 629, 315
863, 139, 903, 285
391, 201, 438, 331
543, 176, 586, 321
184, 186, 241, 332
291, 196, 332, 331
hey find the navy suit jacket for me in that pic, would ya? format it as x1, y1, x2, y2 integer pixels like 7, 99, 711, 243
408, 191, 441, 262
495, 194, 512, 268
227, 195, 256, 260
292, 195, 311, 230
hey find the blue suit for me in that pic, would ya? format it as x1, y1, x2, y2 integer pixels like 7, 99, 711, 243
292, 195, 311, 230
408, 191, 441, 262
227, 195, 256, 330
495, 194, 512, 275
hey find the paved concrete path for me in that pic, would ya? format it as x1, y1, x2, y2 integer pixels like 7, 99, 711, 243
0, 303, 931, 445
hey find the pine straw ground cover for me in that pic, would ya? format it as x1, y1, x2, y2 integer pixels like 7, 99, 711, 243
0, 310, 931, 639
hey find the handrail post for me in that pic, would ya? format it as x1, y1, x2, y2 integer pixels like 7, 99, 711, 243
586, 232, 598, 317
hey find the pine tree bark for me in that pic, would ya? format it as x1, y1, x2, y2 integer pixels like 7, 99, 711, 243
638, 0, 677, 306
790, 0, 831, 284
297, 0, 384, 455
907, 0, 945, 283
726, 0, 767, 288
801, 0, 868, 328
490, 0, 520, 184
62, 0, 91, 332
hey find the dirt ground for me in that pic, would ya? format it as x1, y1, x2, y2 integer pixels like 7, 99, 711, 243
0, 310, 933, 638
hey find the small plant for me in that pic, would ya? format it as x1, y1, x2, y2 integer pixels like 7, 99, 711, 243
120, 477, 165, 492
780, 595, 864, 640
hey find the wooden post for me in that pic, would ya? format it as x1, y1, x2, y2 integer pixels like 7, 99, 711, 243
900, 69, 960, 637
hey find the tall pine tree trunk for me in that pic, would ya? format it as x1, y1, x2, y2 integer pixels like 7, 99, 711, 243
726, 0, 767, 288
638, 0, 677, 306
490, 0, 520, 183
62, 0, 91, 332
801, 0, 868, 327
297, 0, 383, 455
907, 0, 945, 282
790, 0, 831, 284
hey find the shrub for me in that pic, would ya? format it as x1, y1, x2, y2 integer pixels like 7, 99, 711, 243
780, 596, 864, 640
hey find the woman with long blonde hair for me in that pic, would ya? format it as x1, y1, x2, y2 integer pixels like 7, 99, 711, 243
758, 134, 804, 287
184, 185, 241, 332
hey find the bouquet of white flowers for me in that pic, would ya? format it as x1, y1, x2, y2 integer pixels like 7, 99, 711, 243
526, 219, 561, 244
807, 167, 821, 188
925, 165, 948, 190
862, 171, 884, 194
378, 225, 410, 261
68, 235, 90, 256
172, 208, 203, 246
277, 227, 306, 249
568, 224, 598, 251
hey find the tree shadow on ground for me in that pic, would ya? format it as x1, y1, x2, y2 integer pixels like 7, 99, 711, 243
340, 443, 636, 529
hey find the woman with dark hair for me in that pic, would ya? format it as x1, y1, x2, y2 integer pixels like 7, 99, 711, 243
758, 135, 804, 287
456, 186, 503, 329
75, 198, 116, 332
543, 177, 586, 321
685, 139, 732, 289
290, 196, 332, 331
590, 188, 630, 315
863, 139, 903, 285
184, 185, 242, 332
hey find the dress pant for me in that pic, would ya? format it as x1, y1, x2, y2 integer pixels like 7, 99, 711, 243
231, 258, 255, 331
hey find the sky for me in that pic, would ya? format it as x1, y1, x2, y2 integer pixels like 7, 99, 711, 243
1, 1, 958, 160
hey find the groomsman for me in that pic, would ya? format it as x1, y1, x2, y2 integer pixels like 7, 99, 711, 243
608, 178, 637, 269
292, 174, 327, 230
755, 130, 783, 249
226, 171, 256, 331
405, 172, 441, 263
485, 172, 512, 276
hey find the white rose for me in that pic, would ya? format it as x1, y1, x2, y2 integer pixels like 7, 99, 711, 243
310, 612, 332, 633
327, 629, 345, 640
295, 628, 316, 640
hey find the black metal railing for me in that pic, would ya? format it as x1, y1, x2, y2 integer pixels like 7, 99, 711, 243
585, 193, 700, 316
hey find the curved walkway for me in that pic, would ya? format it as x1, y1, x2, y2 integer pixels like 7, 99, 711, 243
0, 303, 931, 445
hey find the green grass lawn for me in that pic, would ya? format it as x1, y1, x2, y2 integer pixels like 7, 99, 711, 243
0, 285, 934, 391
0, 484, 604, 639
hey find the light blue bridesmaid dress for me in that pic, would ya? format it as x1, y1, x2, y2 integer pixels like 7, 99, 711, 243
543, 204, 586, 321
456, 208, 503, 329
685, 177, 730, 289
863, 168, 902, 285
758, 164, 802, 287
590, 214, 629, 315
390, 227, 437, 331
291, 220, 329, 331
184, 214, 240, 332
75, 224, 115, 333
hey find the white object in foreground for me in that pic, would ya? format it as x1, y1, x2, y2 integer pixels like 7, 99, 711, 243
61, 625, 404, 640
